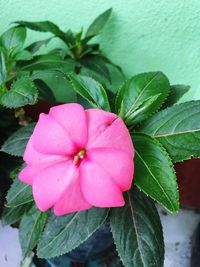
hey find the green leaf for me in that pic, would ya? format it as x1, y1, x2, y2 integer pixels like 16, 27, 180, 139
110, 188, 164, 267
132, 133, 179, 212
115, 72, 170, 126
0, 76, 38, 108
2, 203, 33, 225
6, 178, 33, 208
15, 21, 69, 44
14, 50, 33, 61
0, 26, 26, 55
26, 37, 53, 54
68, 74, 110, 111
86, 8, 112, 37
37, 208, 109, 259
32, 70, 76, 103
138, 100, 200, 162
18, 54, 73, 72
80, 55, 112, 83
33, 79, 56, 105
19, 205, 47, 257
1, 123, 34, 156
164, 84, 190, 107
0, 51, 7, 83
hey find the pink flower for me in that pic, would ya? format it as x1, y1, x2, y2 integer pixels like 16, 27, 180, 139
19, 104, 134, 215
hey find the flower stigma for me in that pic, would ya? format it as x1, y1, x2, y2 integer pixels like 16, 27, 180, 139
73, 149, 86, 165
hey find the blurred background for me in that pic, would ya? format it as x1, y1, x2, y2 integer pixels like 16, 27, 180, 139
0, 0, 200, 101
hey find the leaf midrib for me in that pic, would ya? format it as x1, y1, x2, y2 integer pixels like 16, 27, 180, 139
125, 72, 159, 117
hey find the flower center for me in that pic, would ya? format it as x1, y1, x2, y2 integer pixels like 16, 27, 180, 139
73, 149, 86, 165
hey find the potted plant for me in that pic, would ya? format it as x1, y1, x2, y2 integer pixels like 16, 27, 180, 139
1, 8, 200, 267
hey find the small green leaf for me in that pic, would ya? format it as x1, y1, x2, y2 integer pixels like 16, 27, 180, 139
132, 133, 179, 212
33, 79, 56, 105
14, 21, 69, 44
2, 203, 33, 225
1, 123, 34, 156
86, 8, 112, 37
14, 50, 33, 61
69, 74, 110, 111
115, 72, 170, 126
0, 26, 26, 55
164, 84, 190, 107
0, 51, 7, 83
37, 208, 109, 259
110, 188, 164, 267
19, 205, 47, 257
138, 100, 200, 162
0, 76, 38, 108
6, 178, 33, 208
26, 37, 53, 54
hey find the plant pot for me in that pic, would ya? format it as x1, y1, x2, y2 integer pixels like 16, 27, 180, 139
34, 225, 122, 267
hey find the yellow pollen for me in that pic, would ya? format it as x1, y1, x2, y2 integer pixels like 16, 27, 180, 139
73, 149, 86, 164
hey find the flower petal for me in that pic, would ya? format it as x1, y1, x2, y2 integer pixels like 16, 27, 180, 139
80, 160, 125, 207
32, 160, 76, 212
23, 139, 65, 164
86, 109, 134, 157
31, 113, 77, 155
86, 148, 134, 191
54, 174, 92, 215
49, 104, 88, 148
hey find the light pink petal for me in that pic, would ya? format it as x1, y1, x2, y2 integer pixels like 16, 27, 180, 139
31, 113, 77, 155
86, 109, 134, 157
32, 160, 76, 212
87, 148, 134, 191
54, 174, 92, 215
80, 160, 125, 207
49, 104, 88, 148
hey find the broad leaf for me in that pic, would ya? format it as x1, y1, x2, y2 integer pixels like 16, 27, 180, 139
69, 74, 110, 111
132, 133, 179, 212
164, 84, 190, 107
115, 72, 170, 126
110, 188, 164, 267
37, 208, 109, 259
2, 203, 33, 225
19, 205, 47, 257
6, 178, 33, 208
138, 100, 200, 162
1, 123, 34, 156
0, 26, 26, 54
86, 8, 112, 37
0, 76, 38, 108
33, 79, 56, 104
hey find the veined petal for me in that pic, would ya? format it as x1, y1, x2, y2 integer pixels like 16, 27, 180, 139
32, 160, 76, 212
80, 159, 125, 207
49, 104, 88, 148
